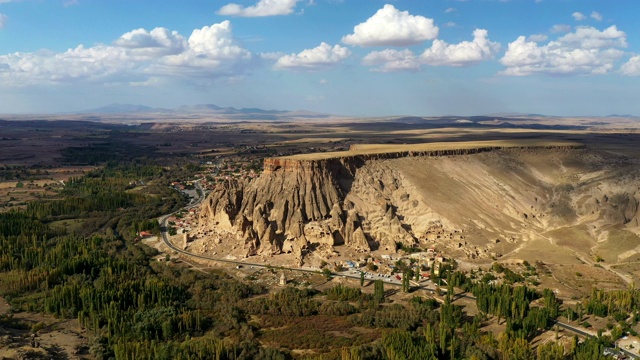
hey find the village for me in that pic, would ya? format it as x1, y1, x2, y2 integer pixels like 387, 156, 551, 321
162, 176, 455, 290
157, 151, 469, 292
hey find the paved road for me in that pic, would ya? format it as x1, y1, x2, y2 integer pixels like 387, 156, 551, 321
553, 321, 594, 338
555, 321, 639, 358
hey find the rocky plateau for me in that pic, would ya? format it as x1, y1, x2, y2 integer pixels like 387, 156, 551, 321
191, 141, 640, 267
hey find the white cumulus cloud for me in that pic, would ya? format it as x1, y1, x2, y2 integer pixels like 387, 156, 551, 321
113, 27, 187, 58
590, 11, 602, 21
558, 25, 627, 49
361, 29, 499, 72
362, 49, 420, 72
217, 0, 300, 17
0, 21, 253, 86
159, 21, 253, 73
620, 56, 640, 76
274, 42, 350, 71
500, 25, 627, 76
342, 4, 438, 47
421, 29, 500, 67
528, 34, 548, 42
0, 45, 132, 84
550, 24, 571, 33
187, 22, 249, 58
572, 12, 586, 21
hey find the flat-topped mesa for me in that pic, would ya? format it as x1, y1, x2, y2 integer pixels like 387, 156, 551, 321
197, 139, 588, 264
263, 158, 332, 174
263, 157, 363, 176
264, 139, 585, 173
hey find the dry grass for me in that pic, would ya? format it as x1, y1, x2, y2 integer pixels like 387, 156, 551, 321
547, 263, 626, 295
595, 229, 640, 263
257, 315, 381, 352
610, 262, 640, 284
510, 238, 583, 266
0, 167, 90, 212
0, 295, 90, 359
547, 226, 595, 254
278, 137, 348, 144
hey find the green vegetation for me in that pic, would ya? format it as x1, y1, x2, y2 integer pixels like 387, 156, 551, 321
0, 210, 279, 358
60, 140, 158, 165
402, 272, 410, 293
325, 284, 369, 302
373, 279, 385, 303
24, 161, 184, 238
396, 242, 422, 254
0, 164, 56, 182
0, 154, 636, 359
0, 160, 276, 358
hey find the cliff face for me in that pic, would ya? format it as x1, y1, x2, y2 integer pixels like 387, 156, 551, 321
199, 156, 359, 263
194, 143, 640, 265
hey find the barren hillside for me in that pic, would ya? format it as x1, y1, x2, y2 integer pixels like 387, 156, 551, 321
191, 141, 640, 272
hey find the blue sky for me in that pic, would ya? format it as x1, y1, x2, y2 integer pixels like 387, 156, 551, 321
1, 0, 639, 116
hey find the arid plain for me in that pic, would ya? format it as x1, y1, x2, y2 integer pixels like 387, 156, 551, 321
3, 113, 640, 301
3, 112, 640, 358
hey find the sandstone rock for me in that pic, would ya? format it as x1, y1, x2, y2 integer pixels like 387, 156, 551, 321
288, 209, 306, 238
236, 214, 252, 236
342, 210, 359, 246
351, 228, 370, 251
252, 204, 270, 240
259, 223, 278, 255
329, 203, 345, 232
194, 144, 640, 264
199, 180, 244, 231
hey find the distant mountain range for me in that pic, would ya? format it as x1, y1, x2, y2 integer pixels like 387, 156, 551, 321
176, 104, 288, 115
79, 103, 331, 119
605, 114, 637, 118
484, 112, 550, 118
77, 104, 638, 121
485, 112, 639, 119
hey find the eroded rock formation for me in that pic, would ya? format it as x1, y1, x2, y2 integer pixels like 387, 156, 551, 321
199, 155, 367, 262
194, 142, 640, 265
